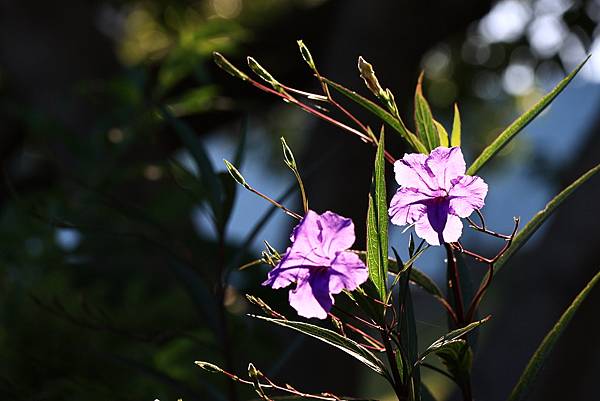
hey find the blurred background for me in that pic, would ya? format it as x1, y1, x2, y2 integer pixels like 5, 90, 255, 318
0, 0, 599, 400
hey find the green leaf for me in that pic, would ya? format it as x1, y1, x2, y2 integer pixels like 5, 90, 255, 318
451, 103, 461, 147
434, 120, 449, 147
467, 56, 589, 175
446, 251, 476, 336
414, 73, 439, 152
435, 340, 472, 384
251, 315, 387, 376
366, 131, 388, 300
417, 316, 490, 364
393, 248, 420, 399
356, 251, 443, 300
495, 162, 600, 274
321, 77, 427, 153
161, 106, 223, 223
507, 270, 600, 401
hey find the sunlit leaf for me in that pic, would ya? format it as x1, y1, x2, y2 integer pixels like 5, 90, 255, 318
451, 103, 461, 147
507, 271, 600, 401
467, 56, 590, 175
366, 131, 388, 300
321, 78, 427, 153
392, 248, 420, 399
251, 315, 388, 376
417, 316, 490, 363
495, 162, 600, 274
435, 120, 449, 147
435, 340, 472, 385
414, 73, 439, 152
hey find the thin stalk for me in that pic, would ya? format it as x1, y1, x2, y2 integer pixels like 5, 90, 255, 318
248, 78, 397, 164
245, 186, 302, 220
381, 332, 408, 401
445, 243, 465, 325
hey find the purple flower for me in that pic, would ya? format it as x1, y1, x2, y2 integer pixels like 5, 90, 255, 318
389, 147, 488, 246
263, 210, 368, 319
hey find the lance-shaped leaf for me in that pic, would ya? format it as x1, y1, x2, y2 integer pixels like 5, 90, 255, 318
366, 131, 388, 300
251, 315, 388, 376
436, 340, 473, 386
494, 162, 600, 274
451, 103, 461, 147
435, 120, 449, 147
414, 73, 439, 152
417, 316, 490, 364
392, 248, 420, 399
467, 56, 589, 175
322, 77, 427, 153
355, 250, 444, 301
507, 270, 600, 401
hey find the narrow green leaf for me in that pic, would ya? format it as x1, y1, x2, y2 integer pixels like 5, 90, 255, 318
366, 131, 388, 300
495, 162, 600, 274
414, 73, 439, 152
393, 249, 420, 400
434, 120, 449, 147
251, 315, 387, 376
321, 77, 427, 153
435, 340, 473, 384
467, 56, 590, 175
161, 106, 223, 220
507, 270, 600, 401
451, 103, 461, 147
417, 316, 490, 364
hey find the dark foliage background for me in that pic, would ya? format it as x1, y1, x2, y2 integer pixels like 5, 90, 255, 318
0, 0, 598, 400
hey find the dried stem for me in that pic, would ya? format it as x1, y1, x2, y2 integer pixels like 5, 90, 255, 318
198, 363, 352, 401
246, 76, 397, 164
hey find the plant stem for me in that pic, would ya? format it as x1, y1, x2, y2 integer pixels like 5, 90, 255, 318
445, 243, 465, 325
381, 331, 408, 401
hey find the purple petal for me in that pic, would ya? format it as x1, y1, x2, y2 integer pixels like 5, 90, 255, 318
275, 211, 331, 271
317, 211, 356, 257
288, 270, 332, 319
388, 187, 430, 227
329, 251, 368, 294
415, 206, 463, 246
262, 255, 307, 289
449, 175, 488, 218
425, 147, 466, 191
394, 153, 437, 192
